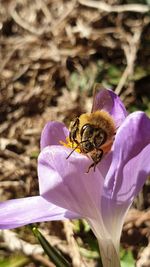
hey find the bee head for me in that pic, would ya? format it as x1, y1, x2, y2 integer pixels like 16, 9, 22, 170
80, 124, 107, 152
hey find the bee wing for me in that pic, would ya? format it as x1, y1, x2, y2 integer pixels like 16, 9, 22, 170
91, 84, 113, 113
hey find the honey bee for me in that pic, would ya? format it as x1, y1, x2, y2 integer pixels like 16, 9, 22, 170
67, 85, 116, 172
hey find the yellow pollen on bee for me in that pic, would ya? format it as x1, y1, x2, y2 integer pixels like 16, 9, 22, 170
59, 137, 81, 153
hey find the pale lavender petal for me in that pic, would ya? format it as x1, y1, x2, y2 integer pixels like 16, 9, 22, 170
40, 121, 69, 150
38, 146, 104, 219
0, 196, 79, 229
104, 111, 150, 197
92, 88, 128, 127
96, 152, 112, 179
101, 145, 150, 251
101, 112, 150, 247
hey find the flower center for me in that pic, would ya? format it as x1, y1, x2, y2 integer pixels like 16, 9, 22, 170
59, 137, 81, 153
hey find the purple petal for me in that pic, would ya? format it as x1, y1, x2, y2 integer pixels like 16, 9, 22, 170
101, 112, 150, 243
104, 111, 150, 198
0, 196, 79, 229
92, 87, 128, 128
40, 121, 69, 150
38, 146, 104, 219
96, 152, 112, 179
102, 145, 150, 243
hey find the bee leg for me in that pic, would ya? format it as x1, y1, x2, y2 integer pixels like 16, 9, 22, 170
86, 162, 95, 173
86, 149, 103, 173
69, 117, 79, 144
86, 160, 99, 173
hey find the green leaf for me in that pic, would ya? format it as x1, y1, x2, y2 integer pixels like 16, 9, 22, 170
30, 151, 39, 159
32, 227, 71, 267
79, 246, 100, 259
81, 219, 91, 232
73, 219, 91, 233
120, 249, 135, 267
107, 65, 122, 85
132, 67, 148, 81
0, 254, 29, 267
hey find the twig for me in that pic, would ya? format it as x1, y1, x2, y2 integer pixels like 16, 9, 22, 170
124, 209, 150, 226
35, 0, 52, 23
0, 230, 43, 255
115, 28, 142, 95
32, 254, 55, 267
0, 230, 55, 267
0, 42, 25, 74
51, 0, 77, 35
10, 3, 44, 35
78, 0, 150, 13
136, 242, 150, 267
63, 220, 86, 267
0, 50, 16, 74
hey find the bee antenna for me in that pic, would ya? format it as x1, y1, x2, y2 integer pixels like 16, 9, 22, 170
66, 139, 91, 160
66, 144, 79, 159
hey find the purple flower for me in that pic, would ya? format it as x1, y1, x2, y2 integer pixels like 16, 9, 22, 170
0, 88, 150, 267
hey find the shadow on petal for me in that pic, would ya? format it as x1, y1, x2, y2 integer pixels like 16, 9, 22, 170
38, 146, 104, 219
40, 121, 69, 150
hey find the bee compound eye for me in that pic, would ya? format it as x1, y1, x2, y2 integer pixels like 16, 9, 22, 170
94, 129, 107, 147
86, 126, 94, 136
82, 140, 94, 152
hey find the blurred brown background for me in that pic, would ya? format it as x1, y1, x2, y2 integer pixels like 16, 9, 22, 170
0, 0, 150, 266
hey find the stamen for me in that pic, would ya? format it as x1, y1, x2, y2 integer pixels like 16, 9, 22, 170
59, 137, 81, 153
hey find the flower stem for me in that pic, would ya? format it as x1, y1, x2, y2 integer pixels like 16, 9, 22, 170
98, 239, 121, 267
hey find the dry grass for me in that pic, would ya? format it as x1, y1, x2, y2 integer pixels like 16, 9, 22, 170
0, 0, 150, 266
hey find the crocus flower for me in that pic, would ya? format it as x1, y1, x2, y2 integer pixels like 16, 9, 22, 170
0, 88, 150, 267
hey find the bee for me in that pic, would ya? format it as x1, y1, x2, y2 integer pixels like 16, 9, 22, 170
67, 85, 116, 172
